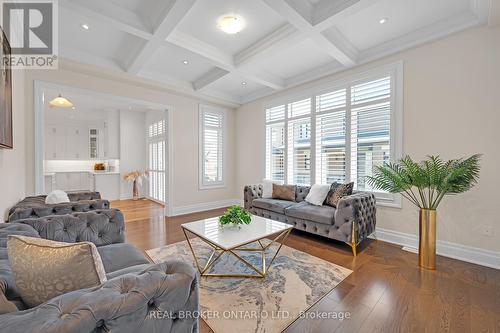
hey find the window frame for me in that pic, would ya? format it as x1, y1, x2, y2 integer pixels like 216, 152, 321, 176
264, 62, 403, 208
199, 104, 227, 190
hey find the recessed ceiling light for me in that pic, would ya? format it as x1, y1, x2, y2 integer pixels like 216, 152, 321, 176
81, 23, 90, 30
182, 60, 189, 65
379, 18, 388, 24
241, 81, 247, 86
217, 15, 246, 34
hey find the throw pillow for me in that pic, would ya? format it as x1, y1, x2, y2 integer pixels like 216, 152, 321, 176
45, 190, 70, 204
326, 182, 354, 208
7, 235, 107, 307
0, 292, 17, 314
262, 179, 283, 198
305, 184, 331, 206
272, 184, 296, 201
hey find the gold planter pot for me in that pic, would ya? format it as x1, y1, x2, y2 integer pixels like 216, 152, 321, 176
419, 209, 437, 270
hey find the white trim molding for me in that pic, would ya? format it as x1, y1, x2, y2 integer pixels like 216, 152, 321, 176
171, 199, 242, 216
370, 228, 500, 270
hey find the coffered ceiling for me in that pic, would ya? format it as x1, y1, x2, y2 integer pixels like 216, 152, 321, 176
59, 0, 491, 106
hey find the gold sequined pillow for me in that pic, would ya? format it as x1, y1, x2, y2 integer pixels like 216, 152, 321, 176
326, 182, 354, 208
272, 184, 296, 201
7, 235, 107, 307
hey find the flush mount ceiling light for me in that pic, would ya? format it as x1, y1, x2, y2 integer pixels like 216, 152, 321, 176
217, 15, 245, 34
182, 60, 189, 65
81, 23, 90, 30
49, 94, 74, 108
379, 17, 388, 24
241, 81, 247, 85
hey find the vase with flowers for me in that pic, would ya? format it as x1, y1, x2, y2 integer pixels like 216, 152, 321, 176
123, 170, 149, 200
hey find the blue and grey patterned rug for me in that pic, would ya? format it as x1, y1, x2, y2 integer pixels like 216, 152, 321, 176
147, 238, 351, 333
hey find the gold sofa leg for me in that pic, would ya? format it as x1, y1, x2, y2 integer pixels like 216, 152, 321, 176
349, 221, 357, 257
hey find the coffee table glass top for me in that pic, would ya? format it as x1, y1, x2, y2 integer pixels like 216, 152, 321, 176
181, 215, 292, 250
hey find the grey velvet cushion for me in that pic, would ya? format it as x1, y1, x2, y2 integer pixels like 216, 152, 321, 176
97, 243, 150, 274
252, 198, 297, 214
285, 201, 336, 225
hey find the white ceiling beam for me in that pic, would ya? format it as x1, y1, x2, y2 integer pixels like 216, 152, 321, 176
262, 0, 357, 66
193, 67, 230, 91
61, 0, 153, 40
236, 69, 285, 90
234, 24, 303, 67
167, 31, 285, 89
127, 0, 197, 74
312, 0, 376, 30
166, 31, 234, 70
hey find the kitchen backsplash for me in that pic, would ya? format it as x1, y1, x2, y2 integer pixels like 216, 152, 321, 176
45, 159, 120, 173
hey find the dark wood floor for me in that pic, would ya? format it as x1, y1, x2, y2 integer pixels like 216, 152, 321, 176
111, 199, 500, 333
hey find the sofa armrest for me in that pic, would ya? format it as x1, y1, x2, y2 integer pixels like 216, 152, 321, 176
0, 261, 199, 333
334, 192, 376, 244
11, 209, 125, 246
244, 184, 263, 210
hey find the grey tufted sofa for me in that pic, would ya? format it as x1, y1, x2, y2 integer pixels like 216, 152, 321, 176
244, 184, 377, 255
0, 214, 199, 332
8, 191, 110, 222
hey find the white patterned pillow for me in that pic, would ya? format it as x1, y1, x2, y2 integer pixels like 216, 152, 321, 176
305, 184, 331, 206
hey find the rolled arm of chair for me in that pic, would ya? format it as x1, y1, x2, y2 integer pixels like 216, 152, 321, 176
243, 184, 263, 210
334, 192, 377, 244
0, 261, 199, 333
10, 209, 125, 246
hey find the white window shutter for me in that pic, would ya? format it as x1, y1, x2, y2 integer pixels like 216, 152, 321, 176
200, 105, 226, 188
350, 77, 391, 191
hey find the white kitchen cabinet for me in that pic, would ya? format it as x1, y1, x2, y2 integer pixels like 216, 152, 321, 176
45, 123, 106, 160
94, 173, 120, 200
54, 172, 92, 191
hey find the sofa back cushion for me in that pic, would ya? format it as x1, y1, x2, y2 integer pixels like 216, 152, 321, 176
7, 235, 107, 307
272, 184, 296, 201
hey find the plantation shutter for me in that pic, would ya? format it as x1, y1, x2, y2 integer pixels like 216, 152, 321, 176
202, 109, 224, 186
315, 88, 347, 184
287, 99, 311, 185
350, 77, 391, 191
266, 123, 285, 181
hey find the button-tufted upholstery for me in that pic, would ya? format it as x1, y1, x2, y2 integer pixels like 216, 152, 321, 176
8, 192, 109, 222
0, 218, 199, 333
244, 184, 376, 251
11, 209, 125, 246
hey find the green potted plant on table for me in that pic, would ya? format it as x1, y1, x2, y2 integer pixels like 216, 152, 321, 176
367, 154, 481, 270
219, 205, 252, 228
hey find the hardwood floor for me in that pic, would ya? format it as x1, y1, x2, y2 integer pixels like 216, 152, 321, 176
111, 199, 500, 333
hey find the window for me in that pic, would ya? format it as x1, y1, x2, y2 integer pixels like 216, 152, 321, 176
148, 119, 166, 203
265, 63, 402, 206
199, 105, 226, 189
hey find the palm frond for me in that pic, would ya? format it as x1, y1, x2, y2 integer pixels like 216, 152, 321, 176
367, 154, 481, 209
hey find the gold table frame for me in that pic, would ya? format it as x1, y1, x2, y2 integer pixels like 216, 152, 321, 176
182, 227, 292, 278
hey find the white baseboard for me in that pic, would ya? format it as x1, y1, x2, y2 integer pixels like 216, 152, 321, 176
171, 199, 242, 216
370, 228, 500, 270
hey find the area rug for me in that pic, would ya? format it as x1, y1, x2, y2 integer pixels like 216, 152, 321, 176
146, 239, 352, 333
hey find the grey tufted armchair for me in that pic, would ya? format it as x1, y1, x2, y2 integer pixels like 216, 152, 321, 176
244, 184, 377, 255
0, 210, 199, 332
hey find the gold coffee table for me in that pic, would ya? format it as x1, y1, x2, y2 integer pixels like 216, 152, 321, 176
181, 216, 292, 278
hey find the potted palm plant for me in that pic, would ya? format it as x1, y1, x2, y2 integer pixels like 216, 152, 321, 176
367, 154, 481, 270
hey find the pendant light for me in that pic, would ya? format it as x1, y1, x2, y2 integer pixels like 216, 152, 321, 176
49, 94, 74, 108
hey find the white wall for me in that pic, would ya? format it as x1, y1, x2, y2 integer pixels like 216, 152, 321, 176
23, 62, 238, 212
236, 25, 500, 254
0, 70, 26, 221
119, 109, 147, 199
